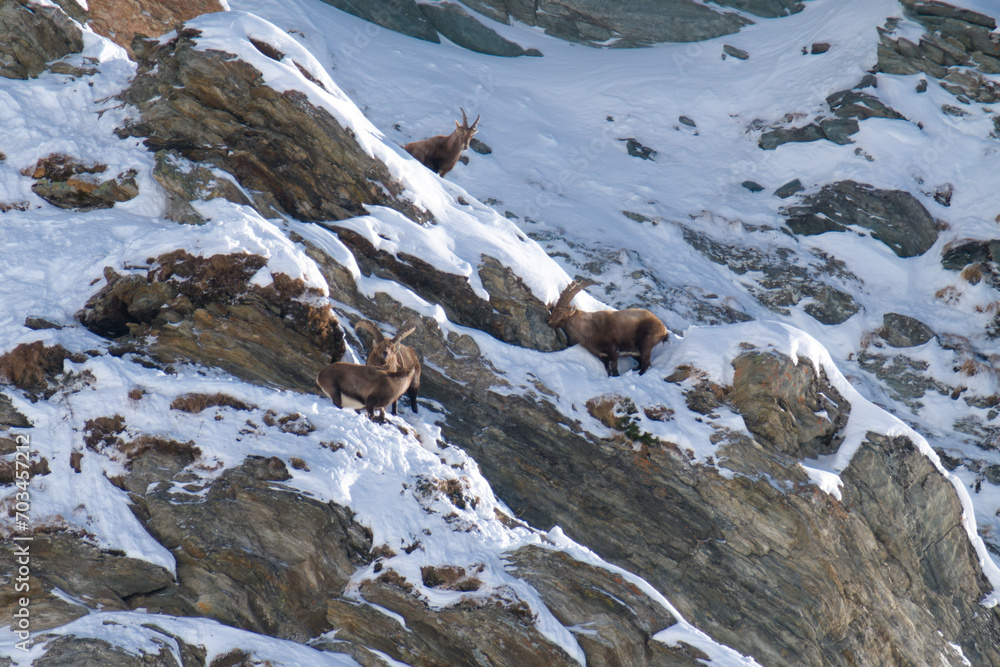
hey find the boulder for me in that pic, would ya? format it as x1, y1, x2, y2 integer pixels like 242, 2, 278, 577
783, 180, 938, 257
879, 312, 936, 347
0, 0, 82, 80
774, 178, 804, 198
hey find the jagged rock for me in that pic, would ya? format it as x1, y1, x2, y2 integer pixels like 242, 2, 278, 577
457, 0, 751, 47
858, 351, 949, 406
0, 532, 173, 633
32, 635, 178, 666
318, 0, 440, 42
117, 28, 429, 225
0, 0, 82, 80
325, 573, 579, 665
151, 150, 263, 224
783, 180, 939, 258
505, 545, 705, 665
681, 226, 860, 325
125, 456, 373, 641
879, 312, 936, 348
418, 2, 541, 57
623, 138, 656, 160
759, 123, 825, 149
730, 351, 850, 458
0, 392, 30, 427
774, 178, 804, 198
827, 89, 906, 120
77, 251, 346, 392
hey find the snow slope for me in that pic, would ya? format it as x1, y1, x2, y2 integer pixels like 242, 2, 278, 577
2, 0, 1000, 662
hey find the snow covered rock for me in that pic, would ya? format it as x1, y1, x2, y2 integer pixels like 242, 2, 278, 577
116, 28, 429, 224
783, 180, 939, 258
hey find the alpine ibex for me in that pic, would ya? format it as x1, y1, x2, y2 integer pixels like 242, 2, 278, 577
356, 320, 421, 415
404, 108, 480, 177
316, 362, 417, 423
546, 279, 669, 376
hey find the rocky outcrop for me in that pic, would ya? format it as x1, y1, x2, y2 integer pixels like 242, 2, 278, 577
783, 180, 939, 258
77, 250, 346, 392
116, 28, 429, 224
680, 225, 861, 325
878, 2, 1000, 103
328, 226, 564, 351
730, 351, 850, 458
0, 0, 82, 80
297, 214, 1000, 664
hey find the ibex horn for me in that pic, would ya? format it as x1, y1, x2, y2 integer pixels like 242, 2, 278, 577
556, 279, 598, 309
355, 320, 385, 344
393, 324, 416, 344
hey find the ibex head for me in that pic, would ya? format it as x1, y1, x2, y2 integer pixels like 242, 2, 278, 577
547, 279, 598, 328
356, 320, 415, 367
453, 107, 480, 150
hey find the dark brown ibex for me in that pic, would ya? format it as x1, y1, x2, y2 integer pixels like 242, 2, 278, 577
403, 108, 480, 177
316, 362, 417, 423
547, 279, 669, 377
356, 320, 421, 415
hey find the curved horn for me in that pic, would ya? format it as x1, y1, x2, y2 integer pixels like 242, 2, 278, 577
460, 107, 469, 127
392, 324, 416, 344
556, 279, 598, 309
355, 320, 385, 344
470, 114, 480, 131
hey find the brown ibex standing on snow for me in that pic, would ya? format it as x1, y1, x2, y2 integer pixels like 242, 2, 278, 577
316, 363, 416, 423
356, 320, 421, 415
404, 108, 480, 177
546, 279, 669, 377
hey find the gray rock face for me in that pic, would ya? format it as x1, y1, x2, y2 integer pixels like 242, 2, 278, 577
318, 0, 440, 42
418, 2, 541, 56
730, 351, 850, 458
459, 0, 753, 47
117, 28, 429, 225
784, 180, 939, 257
0, 0, 82, 80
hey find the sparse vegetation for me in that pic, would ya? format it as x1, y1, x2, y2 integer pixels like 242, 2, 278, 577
0, 342, 73, 392
170, 392, 255, 413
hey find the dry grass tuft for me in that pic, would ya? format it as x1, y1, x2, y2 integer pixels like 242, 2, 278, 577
0, 342, 71, 391
170, 392, 255, 413
83, 415, 126, 451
